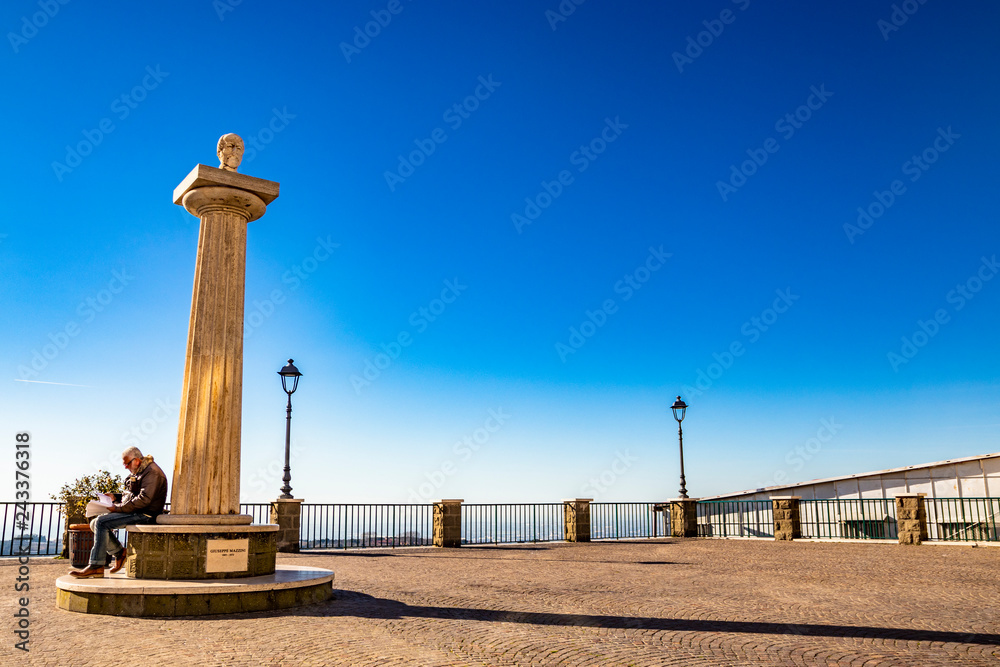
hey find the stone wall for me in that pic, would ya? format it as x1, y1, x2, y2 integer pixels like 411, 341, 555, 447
271, 499, 303, 553
895, 493, 928, 545
772, 496, 801, 541
433, 499, 463, 548
563, 499, 592, 542
670, 499, 698, 537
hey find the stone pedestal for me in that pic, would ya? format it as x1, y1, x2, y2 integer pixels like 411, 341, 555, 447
670, 499, 698, 537
433, 499, 463, 548
563, 498, 592, 542
124, 524, 278, 580
271, 499, 303, 553
169, 163, 279, 517
772, 496, 801, 541
895, 493, 928, 545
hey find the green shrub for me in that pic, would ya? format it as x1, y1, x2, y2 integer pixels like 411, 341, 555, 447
50, 470, 125, 519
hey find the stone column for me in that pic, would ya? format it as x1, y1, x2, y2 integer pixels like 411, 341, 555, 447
433, 499, 463, 548
165, 135, 279, 524
670, 498, 698, 537
895, 493, 928, 545
271, 499, 303, 553
771, 496, 801, 541
563, 498, 592, 542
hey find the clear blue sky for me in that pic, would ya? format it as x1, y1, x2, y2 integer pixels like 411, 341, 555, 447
3, 0, 998, 504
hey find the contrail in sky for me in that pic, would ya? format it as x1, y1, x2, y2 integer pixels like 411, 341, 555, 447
14, 379, 92, 388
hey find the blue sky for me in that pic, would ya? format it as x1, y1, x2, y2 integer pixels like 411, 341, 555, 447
3, 0, 998, 504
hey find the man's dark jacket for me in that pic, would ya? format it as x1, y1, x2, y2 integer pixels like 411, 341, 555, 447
115, 455, 168, 516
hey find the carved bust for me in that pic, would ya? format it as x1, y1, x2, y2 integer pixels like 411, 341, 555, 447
217, 133, 244, 172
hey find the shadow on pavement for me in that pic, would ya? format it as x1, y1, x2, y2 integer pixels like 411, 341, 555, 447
278, 591, 1000, 646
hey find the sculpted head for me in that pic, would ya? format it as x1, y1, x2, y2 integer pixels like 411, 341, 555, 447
217, 133, 244, 171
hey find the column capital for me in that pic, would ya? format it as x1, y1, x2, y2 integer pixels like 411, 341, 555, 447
174, 164, 279, 222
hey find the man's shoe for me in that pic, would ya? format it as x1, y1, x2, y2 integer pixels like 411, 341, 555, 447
109, 551, 127, 574
69, 565, 105, 578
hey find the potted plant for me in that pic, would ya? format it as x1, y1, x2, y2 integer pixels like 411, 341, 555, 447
51, 470, 124, 559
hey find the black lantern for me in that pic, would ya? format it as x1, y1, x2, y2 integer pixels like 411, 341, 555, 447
278, 359, 302, 394
277, 359, 302, 499
671, 396, 689, 499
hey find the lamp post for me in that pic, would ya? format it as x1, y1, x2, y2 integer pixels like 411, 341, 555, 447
671, 395, 688, 499
277, 359, 302, 499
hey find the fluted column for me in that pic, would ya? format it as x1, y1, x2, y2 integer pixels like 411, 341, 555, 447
163, 136, 279, 524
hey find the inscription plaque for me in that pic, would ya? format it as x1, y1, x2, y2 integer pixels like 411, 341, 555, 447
205, 538, 249, 573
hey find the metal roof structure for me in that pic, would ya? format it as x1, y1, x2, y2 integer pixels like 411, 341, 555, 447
702, 451, 1000, 501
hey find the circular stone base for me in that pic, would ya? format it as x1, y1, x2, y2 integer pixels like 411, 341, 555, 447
55, 565, 333, 617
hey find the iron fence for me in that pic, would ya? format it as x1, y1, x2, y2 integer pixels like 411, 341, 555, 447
0, 502, 283, 557
299, 503, 434, 549
462, 503, 565, 545
1, 502, 65, 556
241, 503, 272, 524
697, 500, 773, 538
926, 497, 999, 542
591, 502, 668, 539
8, 497, 996, 556
799, 498, 897, 540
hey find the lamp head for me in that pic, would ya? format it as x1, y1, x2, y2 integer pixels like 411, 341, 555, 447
278, 358, 302, 395
670, 395, 687, 423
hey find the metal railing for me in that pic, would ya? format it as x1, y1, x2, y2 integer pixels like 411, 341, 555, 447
697, 500, 773, 538
591, 502, 668, 539
7, 497, 998, 557
1, 502, 65, 556
300, 503, 434, 549
462, 503, 565, 545
240, 503, 272, 524
0, 502, 279, 557
926, 497, 1000, 542
800, 498, 897, 540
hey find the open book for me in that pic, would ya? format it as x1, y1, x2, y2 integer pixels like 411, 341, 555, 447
84, 493, 115, 519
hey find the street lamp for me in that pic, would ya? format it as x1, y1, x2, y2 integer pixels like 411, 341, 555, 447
671, 395, 689, 499
277, 359, 302, 499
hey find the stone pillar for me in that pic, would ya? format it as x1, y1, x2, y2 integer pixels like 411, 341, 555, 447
563, 498, 592, 542
895, 493, 928, 545
670, 498, 698, 537
433, 499, 463, 548
270, 499, 303, 553
166, 135, 279, 523
771, 496, 801, 541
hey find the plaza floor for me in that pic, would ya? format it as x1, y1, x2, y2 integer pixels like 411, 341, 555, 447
5, 538, 999, 666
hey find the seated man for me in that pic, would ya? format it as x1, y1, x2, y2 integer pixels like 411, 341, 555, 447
70, 446, 168, 578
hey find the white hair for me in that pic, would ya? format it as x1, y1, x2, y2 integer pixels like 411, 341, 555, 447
122, 446, 143, 460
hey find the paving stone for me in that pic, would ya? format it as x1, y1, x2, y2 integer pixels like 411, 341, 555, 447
3, 539, 998, 665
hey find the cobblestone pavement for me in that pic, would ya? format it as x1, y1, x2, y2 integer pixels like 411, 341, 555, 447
4, 539, 999, 666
